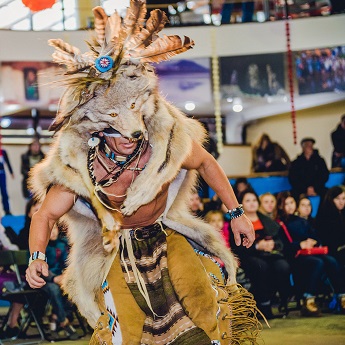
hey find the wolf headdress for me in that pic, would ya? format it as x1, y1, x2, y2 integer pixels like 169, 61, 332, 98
29, 0, 241, 329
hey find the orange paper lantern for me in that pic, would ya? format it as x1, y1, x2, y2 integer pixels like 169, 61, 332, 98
22, 0, 56, 12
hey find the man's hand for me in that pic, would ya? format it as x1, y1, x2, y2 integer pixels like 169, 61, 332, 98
231, 214, 255, 248
26, 260, 49, 288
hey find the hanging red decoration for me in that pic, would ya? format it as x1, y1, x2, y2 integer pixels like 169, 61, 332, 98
285, 20, 297, 145
22, 0, 56, 12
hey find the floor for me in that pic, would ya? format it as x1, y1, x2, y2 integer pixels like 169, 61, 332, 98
1, 309, 345, 344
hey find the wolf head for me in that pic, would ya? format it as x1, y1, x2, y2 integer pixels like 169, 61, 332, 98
48, 0, 194, 139
54, 63, 158, 139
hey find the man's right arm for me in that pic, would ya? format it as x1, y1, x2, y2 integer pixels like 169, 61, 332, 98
26, 185, 75, 288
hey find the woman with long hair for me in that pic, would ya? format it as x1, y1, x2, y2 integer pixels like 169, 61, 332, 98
316, 186, 345, 266
251, 133, 290, 173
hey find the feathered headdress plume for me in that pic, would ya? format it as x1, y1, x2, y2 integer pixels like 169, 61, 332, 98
48, 0, 194, 80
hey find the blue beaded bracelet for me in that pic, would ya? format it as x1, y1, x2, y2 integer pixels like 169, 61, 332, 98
227, 204, 244, 220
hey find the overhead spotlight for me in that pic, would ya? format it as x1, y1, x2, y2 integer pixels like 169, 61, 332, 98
185, 102, 196, 111
27, 127, 35, 135
233, 104, 243, 112
256, 11, 266, 23
0, 118, 11, 128
232, 97, 243, 112
226, 97, 233, 103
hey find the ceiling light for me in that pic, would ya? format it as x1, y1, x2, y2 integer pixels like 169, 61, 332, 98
233, 104, 243, 112
27, 127, 35, 135
0, 118, 11, 128
185, 102, 196, 111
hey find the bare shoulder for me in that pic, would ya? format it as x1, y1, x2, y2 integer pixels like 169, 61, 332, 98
39, 185, 76, 219
182, 141, 212, 170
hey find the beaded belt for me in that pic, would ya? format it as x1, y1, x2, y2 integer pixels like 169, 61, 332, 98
128, 222, 167, 241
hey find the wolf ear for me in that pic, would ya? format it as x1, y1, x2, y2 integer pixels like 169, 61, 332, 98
49, 114, 72, 132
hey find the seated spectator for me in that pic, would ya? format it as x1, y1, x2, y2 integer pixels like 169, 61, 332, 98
188, 190, 205, 217
229, 190, 291, 319
205, 210, 230, 248
232, 177, 254, 199
316, 186, 345, 266
277, 191, 345, 316
296, 195, 316, 228
288, 137, 329, 200
251, 133, 290, 173
331, 114, 345, 169
259, 192, 278, 220
40, 224, 78, 340
16, 198, 42, 250
0, 228, 23, 339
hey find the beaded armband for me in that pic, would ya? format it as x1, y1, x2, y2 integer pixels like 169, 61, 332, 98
227, 204, 244, 220
28, 251, 47, 266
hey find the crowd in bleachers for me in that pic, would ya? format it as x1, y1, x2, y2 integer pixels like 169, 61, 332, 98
0, 114, 345, 340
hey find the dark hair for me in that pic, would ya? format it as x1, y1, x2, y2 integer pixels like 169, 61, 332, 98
320, 186, 345, 213
233, 177, 254, 198
297, 194, 313, 215
237, 189, 259, 204
25, 198, 40, 218
276, 191, 295, 222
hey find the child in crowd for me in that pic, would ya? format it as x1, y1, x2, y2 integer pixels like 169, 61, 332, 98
205, 210, 230, 248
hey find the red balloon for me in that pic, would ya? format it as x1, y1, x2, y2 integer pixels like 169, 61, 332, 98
22, 0, 56, 12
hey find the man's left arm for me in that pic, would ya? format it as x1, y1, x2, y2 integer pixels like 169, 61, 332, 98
182, 141, 254, 248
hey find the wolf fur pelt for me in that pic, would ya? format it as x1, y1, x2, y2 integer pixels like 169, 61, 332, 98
29, 1, 239, 328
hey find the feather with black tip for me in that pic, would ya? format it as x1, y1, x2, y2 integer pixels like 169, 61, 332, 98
129, 35, 194, 63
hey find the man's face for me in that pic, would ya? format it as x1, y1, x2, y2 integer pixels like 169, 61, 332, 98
101, 133, 139, 156
302, 141, 314, 157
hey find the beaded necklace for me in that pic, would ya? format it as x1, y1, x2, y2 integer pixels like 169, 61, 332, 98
87, 137, 147, 188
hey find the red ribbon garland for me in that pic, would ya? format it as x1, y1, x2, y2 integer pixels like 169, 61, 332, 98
285, 20, 297, 145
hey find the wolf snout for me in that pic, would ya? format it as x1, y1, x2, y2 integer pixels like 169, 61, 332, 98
132, 130, 143, 139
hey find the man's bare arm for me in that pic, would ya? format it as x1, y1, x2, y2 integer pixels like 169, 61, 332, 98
182, 141, 254, 247
26, 185, 75, 288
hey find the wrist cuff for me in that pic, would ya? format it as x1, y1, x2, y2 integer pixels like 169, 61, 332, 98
29, 251, 47, 266
227, 204, 244, 220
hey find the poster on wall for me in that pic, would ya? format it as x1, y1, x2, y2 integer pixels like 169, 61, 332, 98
0, 61, 63, 114
295, 46, 345, 95
154, 58, 212, 105
220, 53, 286, 98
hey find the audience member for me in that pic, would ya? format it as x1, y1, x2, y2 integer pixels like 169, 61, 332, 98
188, 190, 205, 217
296, 195, 316, 228
40, 224, 78, 340
0, 149, 14, 215
229, 190, 291, 319
252, 134, 290, 173
221, 0, 255, 24
316, 186, 345, 266
259, 192, 278, 220
20, 140, 45, 199
288, 137, 329, 200
0, 227, 23, 339
331, 114, 345, 169
16, 198, 42, 250
277, 191, 345, 316
232, 177, 254, 199
0, 223, 19, 251
205, 210, 230, 248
